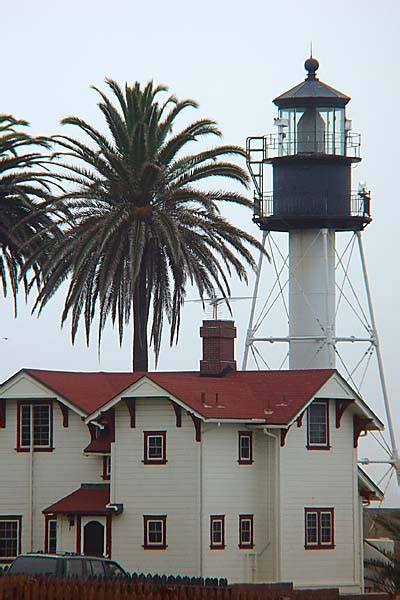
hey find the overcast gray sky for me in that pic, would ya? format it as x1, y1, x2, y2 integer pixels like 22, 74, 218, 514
1, 0, 399, 502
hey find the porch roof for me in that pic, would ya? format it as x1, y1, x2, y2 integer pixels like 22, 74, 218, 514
43, 483, 110, 515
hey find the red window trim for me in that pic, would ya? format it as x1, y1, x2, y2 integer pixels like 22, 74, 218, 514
44, 515, 57, 553
304, 507, 335, 550
102, 455, 111, 480
238, 431, 253, 465
0, 515, 22, 563
143, 431, 167, 465
239, 514, 254, 549
210, 515, 225, 549
143, 515, 167, 550
306, 400, 331, 450
16, 400, 54, 452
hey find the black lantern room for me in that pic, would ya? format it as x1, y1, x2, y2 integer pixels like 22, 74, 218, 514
247, 57, 371, 231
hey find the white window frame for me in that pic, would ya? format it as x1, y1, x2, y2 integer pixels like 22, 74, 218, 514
143, 516, 167, 549
307, 400, 329, 448
47, 518, 57, 554
210, 515, 225, 549
305, 508, 334, 549
238, 431, 253, 464
19, 402, 52, 450
239, 515, 254, 548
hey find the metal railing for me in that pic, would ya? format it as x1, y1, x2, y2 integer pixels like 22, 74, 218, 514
254, 191, 371, 219
247, 131, 361, 161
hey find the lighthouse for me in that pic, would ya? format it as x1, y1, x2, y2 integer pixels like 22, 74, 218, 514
244, 57, 400, 481
245, 56, 370, 370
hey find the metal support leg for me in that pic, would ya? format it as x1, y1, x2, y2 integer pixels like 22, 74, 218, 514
242, 231, 268, 370
356, 231, 399, 479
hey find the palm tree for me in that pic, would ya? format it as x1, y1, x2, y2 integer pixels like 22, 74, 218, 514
0, 115, 54, 312
32, 80, 264, 370
365, 512, 400, 594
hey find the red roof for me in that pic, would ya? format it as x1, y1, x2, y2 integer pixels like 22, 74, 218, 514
25, 368, 335, 425
44, 484, 110, 515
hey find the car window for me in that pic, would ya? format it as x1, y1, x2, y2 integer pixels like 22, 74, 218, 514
89, 559, 105, 577
104, 561, 127, 577
8, 556, 59, 575
64, 559, 84, 577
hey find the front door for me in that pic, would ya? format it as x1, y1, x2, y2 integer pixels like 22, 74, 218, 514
83, 520, 104, 556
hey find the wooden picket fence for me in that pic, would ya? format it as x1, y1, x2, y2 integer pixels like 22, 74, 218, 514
0, 575, 395, 600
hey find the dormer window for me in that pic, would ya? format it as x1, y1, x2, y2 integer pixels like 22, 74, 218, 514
307, 400, 330, 450
17, 401, 53, 452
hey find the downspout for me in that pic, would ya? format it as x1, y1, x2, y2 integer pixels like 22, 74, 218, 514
199, 431, 203, 577
199, 425, 214, 577
360, 496, 365, 593
28, 406, 34, 552
262, 429, 280, 581
110, 442, 116, 504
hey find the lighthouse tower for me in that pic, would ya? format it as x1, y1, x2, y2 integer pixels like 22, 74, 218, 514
246, 56, 370, 370
244, 57, 400, 479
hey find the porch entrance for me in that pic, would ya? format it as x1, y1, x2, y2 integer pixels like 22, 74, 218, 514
83, 520, 104, 556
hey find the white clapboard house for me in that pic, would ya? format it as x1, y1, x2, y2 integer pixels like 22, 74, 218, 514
0, 320, 384, 592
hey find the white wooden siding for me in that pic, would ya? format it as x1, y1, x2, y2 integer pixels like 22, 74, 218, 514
111, 398, 200, 575
0, 397, 102, 558
278, 400, 362, 593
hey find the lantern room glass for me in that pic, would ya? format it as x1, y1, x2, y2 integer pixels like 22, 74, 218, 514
278, 107, 345, 156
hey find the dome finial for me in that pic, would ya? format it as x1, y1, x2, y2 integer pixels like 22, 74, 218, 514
305, 54, 319, 80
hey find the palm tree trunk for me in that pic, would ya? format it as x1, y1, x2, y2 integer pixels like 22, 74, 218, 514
132, 268, 149, 371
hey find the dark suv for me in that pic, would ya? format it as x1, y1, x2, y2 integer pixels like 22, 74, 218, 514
6, 554, 129, 578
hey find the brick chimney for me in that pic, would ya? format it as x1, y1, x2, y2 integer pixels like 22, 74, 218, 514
200, 320, 237, 376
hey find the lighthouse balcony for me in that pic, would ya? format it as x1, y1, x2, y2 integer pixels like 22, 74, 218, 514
253, 190, 371, 232
247, 132, 361, 162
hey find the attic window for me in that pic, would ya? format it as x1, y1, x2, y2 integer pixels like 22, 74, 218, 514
17, 401, 53, 452
238, 431, 253, 464
307, 400, 330, 450
143, 431, 167, 464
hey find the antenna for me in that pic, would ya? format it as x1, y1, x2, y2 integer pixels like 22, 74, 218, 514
185, 295, 254, 320
310, 41, 313, 57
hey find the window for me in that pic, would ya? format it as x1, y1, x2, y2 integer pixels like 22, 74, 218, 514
17, 401, 53, 451
0, 516, 21, 560
239, 514, 254, 549
305, 508, 334, 549
143, 516, 167, 549
65, 559, 83, 577
102, 455, 111, 480
143, 431, 167, 464
104, 561, 127, 577
89, 559, 105, 576
307, 400, 330, 449
45, 518, 57, 553
238, 431, 253, 464
210, 515, 225, 549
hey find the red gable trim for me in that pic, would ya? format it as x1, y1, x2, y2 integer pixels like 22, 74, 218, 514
43, 484, 110, 515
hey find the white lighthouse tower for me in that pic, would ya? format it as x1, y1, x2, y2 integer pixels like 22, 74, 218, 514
244, 57, 400, 482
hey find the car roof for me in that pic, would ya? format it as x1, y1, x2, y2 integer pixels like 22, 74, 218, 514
18, 553, 114, 561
